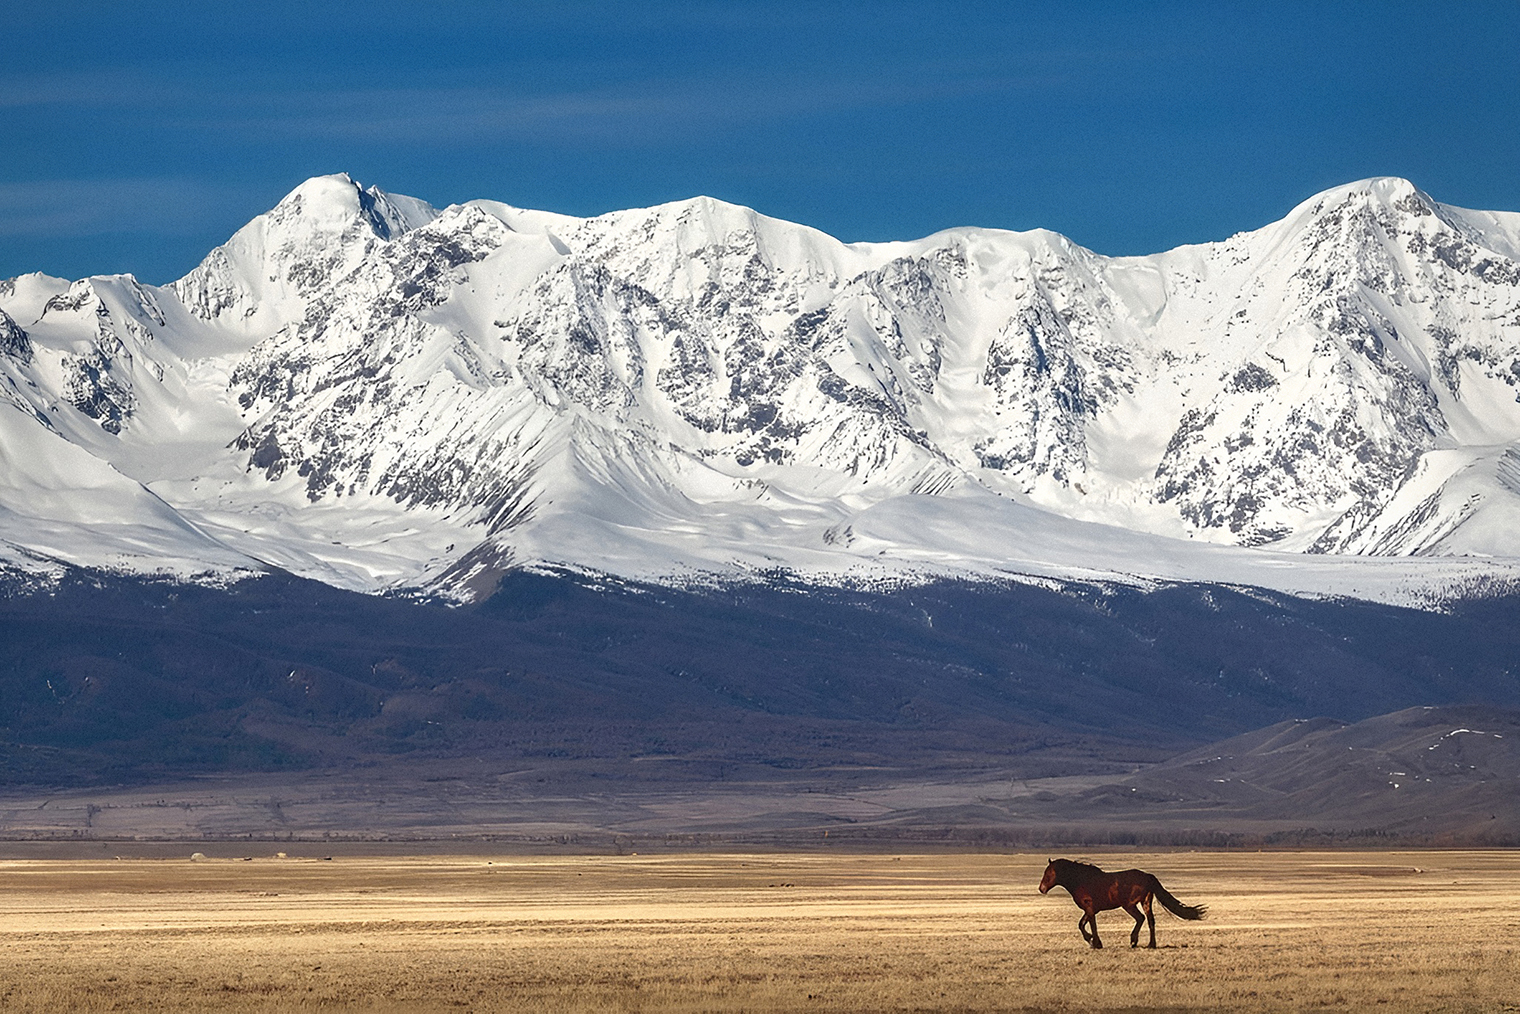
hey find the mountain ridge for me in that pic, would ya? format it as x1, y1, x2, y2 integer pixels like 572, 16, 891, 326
4, 174, 1520, 605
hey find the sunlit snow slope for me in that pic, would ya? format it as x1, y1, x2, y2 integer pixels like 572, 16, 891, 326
4, 174, 1520, 604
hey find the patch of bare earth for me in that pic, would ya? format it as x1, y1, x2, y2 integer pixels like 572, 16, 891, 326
0, 851, 1516, 1013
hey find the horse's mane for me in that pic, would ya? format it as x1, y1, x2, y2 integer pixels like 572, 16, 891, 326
1054, 858, 1107, 876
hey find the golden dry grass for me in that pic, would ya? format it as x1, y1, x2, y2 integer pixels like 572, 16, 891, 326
1, 850, 1517, 1013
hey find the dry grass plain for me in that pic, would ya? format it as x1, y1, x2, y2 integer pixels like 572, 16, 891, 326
1, 850, 1517, 1013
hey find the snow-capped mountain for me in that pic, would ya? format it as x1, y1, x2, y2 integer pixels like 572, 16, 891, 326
4, 174, 1520, 604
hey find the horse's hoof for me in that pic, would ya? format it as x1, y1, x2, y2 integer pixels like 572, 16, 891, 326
1091, 941, 1103, 949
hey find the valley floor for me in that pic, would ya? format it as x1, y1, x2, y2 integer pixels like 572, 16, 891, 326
0, 850, 1515, 1013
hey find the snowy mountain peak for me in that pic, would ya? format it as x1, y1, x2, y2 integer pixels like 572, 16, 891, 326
169, 175, 440, 333
3, 175, 1520, 606
250, 172, 442, 253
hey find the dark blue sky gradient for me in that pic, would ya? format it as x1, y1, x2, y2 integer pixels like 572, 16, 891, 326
4, 1, 1518, 283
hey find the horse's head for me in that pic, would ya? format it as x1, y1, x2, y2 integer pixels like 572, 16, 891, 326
1038, 858, 1059, 894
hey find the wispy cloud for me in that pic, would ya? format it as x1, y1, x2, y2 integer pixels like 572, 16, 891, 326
1, 60, 1070, 150
0, 178, 242, 238
181, 70, 1070, 148
0, 70, 182, 110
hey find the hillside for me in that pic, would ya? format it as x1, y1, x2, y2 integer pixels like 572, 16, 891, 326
3, 569, 1517, 792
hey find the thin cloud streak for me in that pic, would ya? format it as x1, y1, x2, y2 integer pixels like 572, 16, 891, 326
0, 178, 242, 238
0, 70, 183, 109
2, 64, 1072, 148
183, 72, 1068, 147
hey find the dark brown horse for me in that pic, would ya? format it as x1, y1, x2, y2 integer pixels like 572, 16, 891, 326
1038, 858, 1206, 948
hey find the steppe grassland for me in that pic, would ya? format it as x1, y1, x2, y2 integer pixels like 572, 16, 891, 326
0, 851, 1516, 1013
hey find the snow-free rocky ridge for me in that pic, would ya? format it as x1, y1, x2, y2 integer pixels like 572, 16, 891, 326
4, 174, 1520, 605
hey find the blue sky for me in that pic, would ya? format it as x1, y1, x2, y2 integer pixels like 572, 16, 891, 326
4, 1, 1518, 283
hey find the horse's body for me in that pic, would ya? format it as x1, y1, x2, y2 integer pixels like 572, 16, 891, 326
1038, 858, 1206, 948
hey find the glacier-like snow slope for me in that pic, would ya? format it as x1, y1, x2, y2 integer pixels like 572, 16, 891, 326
3, 173, 1520, 604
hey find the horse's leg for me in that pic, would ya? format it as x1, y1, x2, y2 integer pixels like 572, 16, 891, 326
1086, 906, 1102, 949
1143, 894, 1156, 948
1124, 903, 1144, 948
1077, 914, 1092, 944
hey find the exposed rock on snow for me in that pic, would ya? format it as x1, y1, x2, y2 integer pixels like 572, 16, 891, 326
3, 174, 1520, 604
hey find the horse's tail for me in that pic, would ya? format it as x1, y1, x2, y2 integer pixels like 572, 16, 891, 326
1152, 878, 1206, 920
